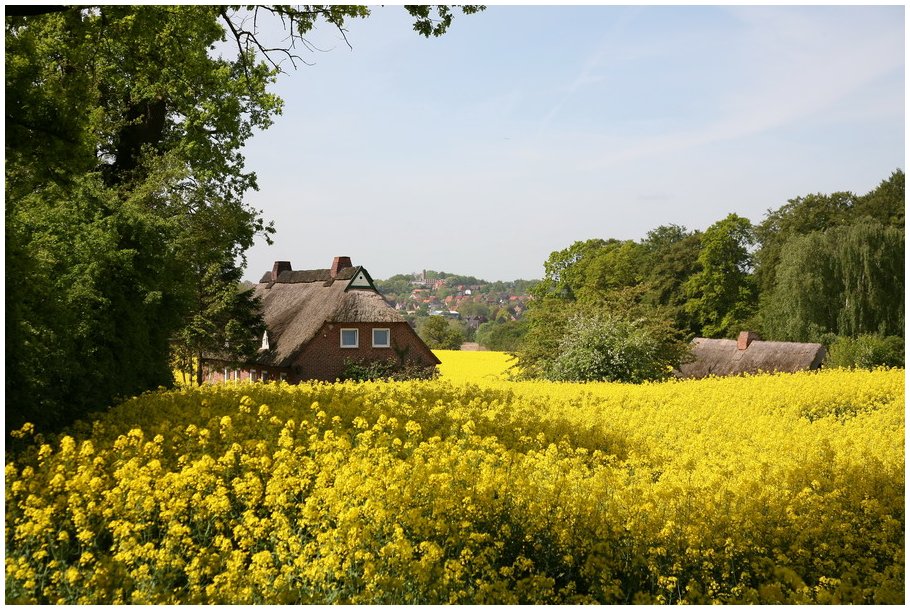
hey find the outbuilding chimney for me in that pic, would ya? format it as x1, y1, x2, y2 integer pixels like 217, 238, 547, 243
330, 256, 353, 278
737, 331, 760, 351
271, 261, 292, 282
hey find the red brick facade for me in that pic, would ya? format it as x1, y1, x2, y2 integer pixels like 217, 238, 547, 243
293, 321, 438, 381
203, 321, 438, 384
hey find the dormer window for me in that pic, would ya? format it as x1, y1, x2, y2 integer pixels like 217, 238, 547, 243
261, 331, 269, 351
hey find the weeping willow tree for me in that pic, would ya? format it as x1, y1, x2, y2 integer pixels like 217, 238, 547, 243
836, 222, 904, 337
759, 232, 838, 342
760, 221, 904, 342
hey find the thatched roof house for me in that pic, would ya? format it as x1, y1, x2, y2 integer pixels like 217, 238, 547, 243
676, 331, 826, 379
203, 257, 440, 383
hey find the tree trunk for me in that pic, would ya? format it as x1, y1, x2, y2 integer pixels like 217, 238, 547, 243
195, 353, 204, 387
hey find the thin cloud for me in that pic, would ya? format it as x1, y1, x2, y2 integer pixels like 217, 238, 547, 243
577, 6, 903, 169
535, 6, 643, 139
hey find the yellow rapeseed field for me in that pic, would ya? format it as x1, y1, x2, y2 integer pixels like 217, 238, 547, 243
433, 349, 517, 382
5, 353, 904, 604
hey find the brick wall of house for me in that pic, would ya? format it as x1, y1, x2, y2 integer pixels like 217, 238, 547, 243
202, 322, 438, 385
293, 321, 439, 381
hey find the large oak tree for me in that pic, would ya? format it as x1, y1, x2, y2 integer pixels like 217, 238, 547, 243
5, 5, 481, 431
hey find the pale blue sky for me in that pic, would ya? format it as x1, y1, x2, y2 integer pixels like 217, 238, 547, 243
239, 4, 905, 282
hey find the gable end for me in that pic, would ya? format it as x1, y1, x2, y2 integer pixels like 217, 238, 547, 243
345, 266, 377, 291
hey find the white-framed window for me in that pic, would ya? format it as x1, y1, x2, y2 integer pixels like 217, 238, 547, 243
340, 328, 359, 348
280, 372, 287, 382
262, 370, 269, 382
372, 328, 391, 348
250, 369, 258, 382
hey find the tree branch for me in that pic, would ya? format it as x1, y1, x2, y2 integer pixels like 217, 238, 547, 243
220, 7, 310, 74
217, 6, 376, 75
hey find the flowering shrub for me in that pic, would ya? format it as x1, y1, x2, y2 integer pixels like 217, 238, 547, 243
544, 312, 688, 382
5, 366, 904, 603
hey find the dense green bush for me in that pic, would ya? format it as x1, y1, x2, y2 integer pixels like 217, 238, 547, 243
825, 334, 904, 369
545, 312, 690, 383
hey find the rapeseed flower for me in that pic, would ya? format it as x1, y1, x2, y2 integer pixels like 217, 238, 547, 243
4, 366, 904, 604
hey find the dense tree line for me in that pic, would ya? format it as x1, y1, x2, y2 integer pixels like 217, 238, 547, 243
5, 5, 481, 432
519, 170, 904, 382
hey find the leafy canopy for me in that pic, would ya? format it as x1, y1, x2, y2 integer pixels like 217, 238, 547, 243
683, 213, 757, 338
5, 5, 483, 431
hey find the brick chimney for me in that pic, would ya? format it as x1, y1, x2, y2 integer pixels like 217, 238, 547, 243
737, 331, 760, 351
330, 256, 353, 278
271, 261, 291, 282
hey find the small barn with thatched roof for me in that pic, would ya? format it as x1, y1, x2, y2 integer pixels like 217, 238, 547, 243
203, 257, 440, 383
676, 331, 826, 379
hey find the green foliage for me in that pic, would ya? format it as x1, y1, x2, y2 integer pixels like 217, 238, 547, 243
442, 273, 484, 286
519, 289, 689, 384
835, 222, 904, 338
758, 232, 836, 342
171, 261, 267, 386
6, 6, 279, 432
854, 169, 905, 227
6, 174, 185, 432
523, 230, 697, 382
418, 316, 465, 350
761, 222, 904, 341
683, 213, 757, 338
825, 334, 904, 369
755, 191, 856, 296
404, 5, 486, 38
543, 312, 690, 383
521, 172, 903, 382
475, 320, 527, 352
5, 5, 481, 432
340, 358, 438, 382
754, 170, 904, 297
532, 228, 704, 338
516, 297, 575, 379
522, 170, 903, 384
640, 226, 703, 336
641, 223, 690, 252
456, 301, 492, 319
756, 171, 904, 342
374, 274, 414, 300
533, 238, 618, 301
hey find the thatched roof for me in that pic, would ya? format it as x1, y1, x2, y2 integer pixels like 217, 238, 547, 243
676, 336, 826, 379
251, 263, 405, 368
